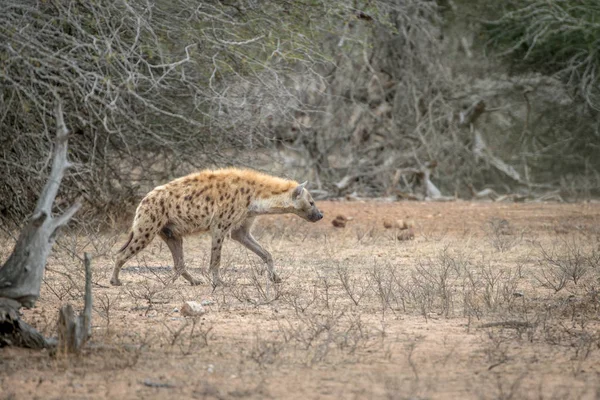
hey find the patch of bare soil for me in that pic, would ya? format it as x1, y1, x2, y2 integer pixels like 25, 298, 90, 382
2, 200, 600, 399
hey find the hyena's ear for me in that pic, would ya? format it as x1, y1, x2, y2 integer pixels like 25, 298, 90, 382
292, 181, 307, 200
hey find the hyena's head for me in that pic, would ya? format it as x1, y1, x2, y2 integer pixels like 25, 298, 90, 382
291, 182, 323, 222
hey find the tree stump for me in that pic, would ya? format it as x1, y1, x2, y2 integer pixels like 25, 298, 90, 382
57, 253, 92, 354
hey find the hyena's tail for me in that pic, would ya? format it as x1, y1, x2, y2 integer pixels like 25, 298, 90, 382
112, 203, 163, 285
117, 231, 134, 253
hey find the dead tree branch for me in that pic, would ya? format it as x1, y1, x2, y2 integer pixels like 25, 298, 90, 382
459, 100, 486, 128
0, 100, 80, 349
0, 102, 81, 308
473, 130, 553, 189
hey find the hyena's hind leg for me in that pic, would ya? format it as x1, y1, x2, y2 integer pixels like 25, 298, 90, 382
158, 226, 202, 286
111, 228, 157, 286
208, 228, 228, 288
231, 219, 281, 283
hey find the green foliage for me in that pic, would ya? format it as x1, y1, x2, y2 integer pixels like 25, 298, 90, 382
484, 0, 600, 109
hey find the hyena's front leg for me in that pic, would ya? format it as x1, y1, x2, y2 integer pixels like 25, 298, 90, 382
158, 227, 202, 286
231, 224, 281, 283
209, 231, 226, 287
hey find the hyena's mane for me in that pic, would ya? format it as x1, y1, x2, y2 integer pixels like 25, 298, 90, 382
212, 168, 298, 197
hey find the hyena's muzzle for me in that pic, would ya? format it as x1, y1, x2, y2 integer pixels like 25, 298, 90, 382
307, 207, 324, 222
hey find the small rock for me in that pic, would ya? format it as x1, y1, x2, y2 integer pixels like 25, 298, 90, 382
181, 301, 207, 317
512, 291, 524, 298
207, 364, 215, 374
332, 215, 348, 228
201, 300, 214, 307
173, 307, 180, 313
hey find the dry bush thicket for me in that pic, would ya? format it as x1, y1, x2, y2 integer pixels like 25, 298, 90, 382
3, 0, 599, 229
479, 0, 600, 197
264, 0, 600, 200
0, 0, 330, 225
266, 1, 461, 198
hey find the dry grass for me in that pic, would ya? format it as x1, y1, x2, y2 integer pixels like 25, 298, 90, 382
1, 201, 600, 399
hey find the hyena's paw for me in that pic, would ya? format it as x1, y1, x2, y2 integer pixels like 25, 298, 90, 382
110, 277, 123, 286
189, 277, 203, 286
269, 272, 282, 284
211, 277, 227, 289
180, 271, 204, 286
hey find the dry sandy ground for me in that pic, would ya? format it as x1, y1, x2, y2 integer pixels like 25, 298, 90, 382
1, 200, 600, 400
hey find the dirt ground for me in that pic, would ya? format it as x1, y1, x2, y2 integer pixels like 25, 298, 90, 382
2, 200, 600, 400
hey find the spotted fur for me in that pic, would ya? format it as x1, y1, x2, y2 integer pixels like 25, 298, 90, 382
111, 168, 323, 286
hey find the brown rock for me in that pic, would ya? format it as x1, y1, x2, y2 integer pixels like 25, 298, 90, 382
332, 215, 348, 228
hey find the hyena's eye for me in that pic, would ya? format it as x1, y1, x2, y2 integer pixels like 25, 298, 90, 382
309, 201, 315, 206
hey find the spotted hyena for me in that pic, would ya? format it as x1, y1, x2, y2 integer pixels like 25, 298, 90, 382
111, 168, 323, 286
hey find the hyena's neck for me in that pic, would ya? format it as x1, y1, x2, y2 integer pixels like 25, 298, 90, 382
247, 193, 294, 217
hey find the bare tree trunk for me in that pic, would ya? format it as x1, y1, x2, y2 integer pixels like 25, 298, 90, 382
0, 101, 81, 349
